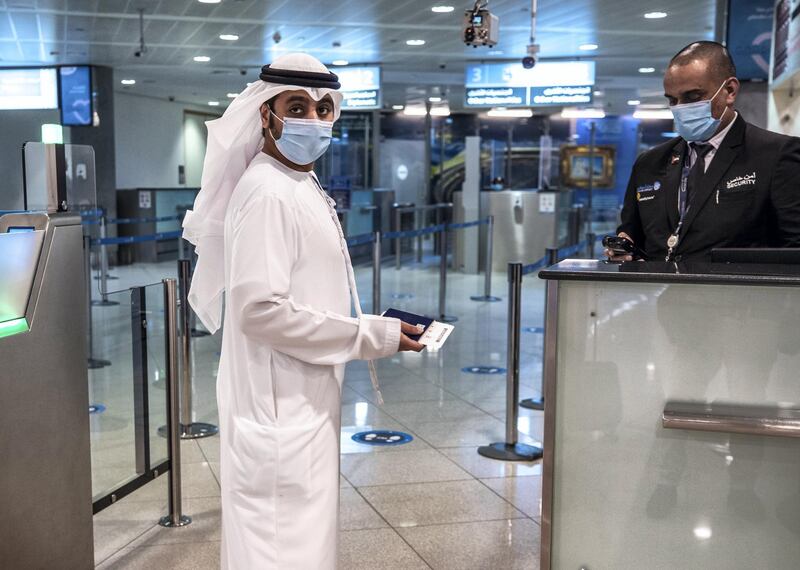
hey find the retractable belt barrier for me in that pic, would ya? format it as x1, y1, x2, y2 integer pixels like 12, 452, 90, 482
368, 218, 492, 320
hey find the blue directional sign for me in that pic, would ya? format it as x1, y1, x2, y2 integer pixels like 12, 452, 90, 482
352, 430, 413, 446
462, 366, 506, 375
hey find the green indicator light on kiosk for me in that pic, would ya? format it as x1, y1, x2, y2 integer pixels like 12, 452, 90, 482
0, 318, 29, 339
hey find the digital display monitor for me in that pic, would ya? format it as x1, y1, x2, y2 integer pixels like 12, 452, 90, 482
0, 68, 58, 110
465, 61, 596, 107
7, 227, 36, 233
59, 66, 93, 126
337, 66, 381, 110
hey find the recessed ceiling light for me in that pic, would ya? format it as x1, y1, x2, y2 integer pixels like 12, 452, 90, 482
219, 34, 239, 41
404, 106, 428, 116
198, 0, 221, 3
432, 5, 455, 13
392, 104, 405, 110
120, 79, 136, 85
487, 108, 533, 118
579, 43, 598, 51
633, 109, 674, 120
406, 39, 426, 46
561, 108, 606, 119
193, 55, 211, 62
644, 11, 668, 19
208, 101, 220, 106
428, 96, 442, 102
627, 99, 641, 106
638, 67, 656, 73
332, 59, 349, 66
593, 90, 604, 96
227, 92, 239, 98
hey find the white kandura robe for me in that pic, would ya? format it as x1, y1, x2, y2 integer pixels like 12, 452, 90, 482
218, 152, 401, 569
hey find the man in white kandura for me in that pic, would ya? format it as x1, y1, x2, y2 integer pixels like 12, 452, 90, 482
182, 53, 424, 569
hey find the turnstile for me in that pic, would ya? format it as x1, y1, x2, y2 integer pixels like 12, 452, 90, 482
0, 212, 94, 569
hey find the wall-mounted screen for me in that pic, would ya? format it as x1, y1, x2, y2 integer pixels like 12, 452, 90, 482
726, 0, 774, 81
59, 66, 93, 126
0, 68, 58, 110
465, 61, 596, 107
338, 66, 381, 110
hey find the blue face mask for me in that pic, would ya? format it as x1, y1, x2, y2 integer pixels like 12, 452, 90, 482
671, 81, 729, 142
269, 109, 333, 166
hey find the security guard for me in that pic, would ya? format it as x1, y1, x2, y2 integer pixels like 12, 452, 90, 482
609, 41, 800, 262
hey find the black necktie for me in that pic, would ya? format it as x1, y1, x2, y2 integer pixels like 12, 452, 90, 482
687, 142, 714, 202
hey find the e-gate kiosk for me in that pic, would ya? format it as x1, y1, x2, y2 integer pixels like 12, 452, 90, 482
0, 143, 94, 568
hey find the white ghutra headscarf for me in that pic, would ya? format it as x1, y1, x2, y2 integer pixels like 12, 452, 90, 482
182, 53, 343, 333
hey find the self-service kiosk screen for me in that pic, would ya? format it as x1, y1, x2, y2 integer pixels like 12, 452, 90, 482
7, 227, 35, 233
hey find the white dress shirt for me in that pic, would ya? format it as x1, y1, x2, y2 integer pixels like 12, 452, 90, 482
690, 111, 738, 173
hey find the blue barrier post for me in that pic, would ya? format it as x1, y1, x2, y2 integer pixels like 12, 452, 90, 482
586, 232, 596, 258
478, 262, 543, 462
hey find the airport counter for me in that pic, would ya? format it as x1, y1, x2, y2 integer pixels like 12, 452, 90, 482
537, 260, 800, 569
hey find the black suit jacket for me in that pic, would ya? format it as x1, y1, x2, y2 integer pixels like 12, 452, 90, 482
618, 114, 800, 261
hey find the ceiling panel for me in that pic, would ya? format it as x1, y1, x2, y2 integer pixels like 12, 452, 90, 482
0, 0, 718, 110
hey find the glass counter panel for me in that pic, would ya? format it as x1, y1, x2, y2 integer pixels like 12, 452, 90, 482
551, 281, 800, 569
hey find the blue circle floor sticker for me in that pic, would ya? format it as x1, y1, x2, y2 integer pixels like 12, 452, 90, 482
89, 403, 107, 414
352, 430, 413, 446
461, 366, 506, 375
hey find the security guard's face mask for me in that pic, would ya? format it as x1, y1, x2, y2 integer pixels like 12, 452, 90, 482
671, 80, 730, 142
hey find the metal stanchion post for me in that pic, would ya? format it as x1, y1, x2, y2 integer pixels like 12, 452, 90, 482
520, 247, 558, 411
372, 231, 381, 314
471, 216, 501, 302
478, 262, 542, 461
395, 208, 402, 270
178, 236, 186, 260
416, 209, 423, 263
586, 232, 596, 258
92, 214, 119, 306
85, 235, 110, 369
159, 278, 192, 528
94, 213, 117, 281
177, 260, 217, 439
438, 225, 457, 323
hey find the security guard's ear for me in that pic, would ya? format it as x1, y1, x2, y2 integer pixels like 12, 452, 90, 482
723, 77, 740, 105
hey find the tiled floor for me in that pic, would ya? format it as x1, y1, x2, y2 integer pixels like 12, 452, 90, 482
90, 250, 547, 569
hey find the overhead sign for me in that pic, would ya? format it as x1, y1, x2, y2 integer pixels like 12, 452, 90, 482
465, 61, 595, 107
0, 68, 58, 110
337, 66, 381, 110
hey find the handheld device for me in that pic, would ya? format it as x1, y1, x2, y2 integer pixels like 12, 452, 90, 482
602, 235, 645, 259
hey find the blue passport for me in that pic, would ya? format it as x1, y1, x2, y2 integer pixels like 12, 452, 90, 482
382, 308, 433, 342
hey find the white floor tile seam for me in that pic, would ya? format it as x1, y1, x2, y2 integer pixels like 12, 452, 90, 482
95, 522, 160, 567
347, 485, 436, 570
473, 476, 544, 525
384, 514, 532, 531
